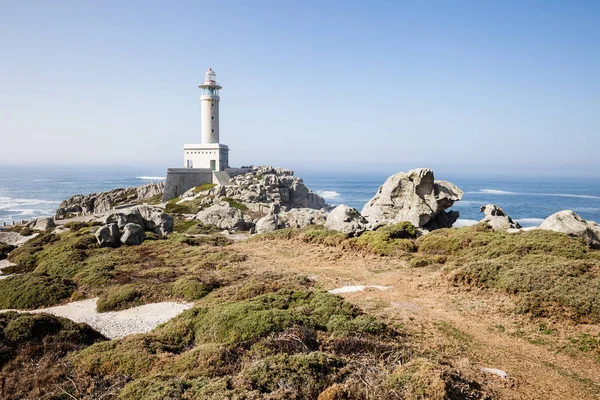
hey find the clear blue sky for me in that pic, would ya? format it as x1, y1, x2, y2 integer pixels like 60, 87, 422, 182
1, 0, 598, 176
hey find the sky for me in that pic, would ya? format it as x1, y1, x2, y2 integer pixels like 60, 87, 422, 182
0, 0, 599, 176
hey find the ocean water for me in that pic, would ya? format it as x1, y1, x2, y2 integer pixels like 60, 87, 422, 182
1, 166, 600, 228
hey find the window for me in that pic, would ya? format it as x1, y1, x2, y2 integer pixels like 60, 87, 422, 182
211, 116, 214, 120
212, 129, 214, 132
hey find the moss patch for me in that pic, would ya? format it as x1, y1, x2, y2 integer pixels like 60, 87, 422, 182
0, 274, 75, 309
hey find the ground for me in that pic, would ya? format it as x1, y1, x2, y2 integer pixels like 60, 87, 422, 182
232, 236, 600, 400
2, 222, 600, 399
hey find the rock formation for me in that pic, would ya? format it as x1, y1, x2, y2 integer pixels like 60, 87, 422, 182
210, 166, 326, 210
324, 205, 368, 236
195, 202, 252, 231
479, 204, 521, 231
95, 223, 120, 248
539, 210, 600, 248
33, 217, 56, 231
120, 223, 146, 246
98, 206, 173, 236
361, 168, 463, 230
56, 182, 164, 219
93, 206, 173, 247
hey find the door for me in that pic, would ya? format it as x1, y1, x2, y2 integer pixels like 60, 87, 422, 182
210, 160, 216, 171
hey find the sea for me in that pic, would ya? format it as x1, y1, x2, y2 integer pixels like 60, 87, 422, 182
1, 166, 600, 228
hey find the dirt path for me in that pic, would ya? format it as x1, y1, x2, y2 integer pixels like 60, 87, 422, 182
234, 239, 600, 400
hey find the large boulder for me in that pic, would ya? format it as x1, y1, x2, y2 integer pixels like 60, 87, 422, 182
479, 204, 521, 231
195, 202, 250, 231
120, 223, 146, 246
539, 210, 600, 248
99, 213, 127, 228
98, 206, 173, 235
33, 217, 56, 231
127, 206, 173, 235
361, 168, 463, 230
278, 208, 327, 229
325, 205, 368, 236
95, 223, 120, 248
255, 214, 281, 234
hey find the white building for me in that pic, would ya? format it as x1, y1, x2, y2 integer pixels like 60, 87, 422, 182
183, 68, 229, 171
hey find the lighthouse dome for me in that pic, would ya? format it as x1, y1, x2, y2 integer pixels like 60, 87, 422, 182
205, 68, 216, 82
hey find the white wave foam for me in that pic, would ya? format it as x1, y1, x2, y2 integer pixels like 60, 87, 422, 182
472, 189, 600, 200
453, 219, 479, 227
316, 190, 341, 200
0, 196, 58, 210
574, 207, 600, 213
136, 176, 166, 180
516, 218, 545, 227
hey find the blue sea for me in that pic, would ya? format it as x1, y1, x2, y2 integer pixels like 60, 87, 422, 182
1, 166, 600, 228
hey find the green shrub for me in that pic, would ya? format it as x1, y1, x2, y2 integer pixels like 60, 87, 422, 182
0, 274, 75, 309
222, 197, 248, 211
96, 284, 143, 312
165, 202, 196, 215
172, 276, 214, 301
1, 312, 104, 344
193, 183, 217, 193
377, 222, 417, 239
351, 231, 416, 256
8, 233, 57, 270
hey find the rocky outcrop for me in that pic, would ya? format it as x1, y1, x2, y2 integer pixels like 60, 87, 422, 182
195, 202, 252, 231
479, 204, 521, 231
539, 210, 600, 248
55, 182, 164, 219
98, 206, 173, 235
324, 205, 368, 236
33, 217, 56, 231
120, 223, 146, 246
209, 166, 326, 210
95, 223, 120, 248
361, 168, 463, 230
278, 208, 327, 229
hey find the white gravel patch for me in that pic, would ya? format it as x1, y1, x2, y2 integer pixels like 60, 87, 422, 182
329, 285, 392, 294
0, 298, 193, 339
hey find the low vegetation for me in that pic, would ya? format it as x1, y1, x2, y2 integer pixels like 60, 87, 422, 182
419, 225, 600, 322
0, 312, 105, 398
1, 225, 245, 312
253, 223, 417, 256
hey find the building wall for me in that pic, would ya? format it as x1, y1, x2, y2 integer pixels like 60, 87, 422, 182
162, 168, 213, 201
184, 148, 222, 169
201, 95, 219, 144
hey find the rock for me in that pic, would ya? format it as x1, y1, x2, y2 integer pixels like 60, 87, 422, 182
127, 206, 174, 235
95, 223, 120, 248
325, 205, 368, 236
100, 213, 127, 228
209, 166, 326, 211
55, 182, 164, 219
195, 202, 249, 230
120, 223, 146, 246
255, 214, 281, 234
480, 367, 509, 379
539, 210, 600, 248
361, 168, 463, 230
0, 231, 38, 247
33, 217, 56, 231
278, 208, 327, 228
479, 204, 521, 231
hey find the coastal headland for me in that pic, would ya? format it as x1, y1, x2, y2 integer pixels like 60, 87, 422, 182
1, 166, 600, 399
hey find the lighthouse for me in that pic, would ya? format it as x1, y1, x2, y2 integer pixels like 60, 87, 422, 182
183, 67, 230, 171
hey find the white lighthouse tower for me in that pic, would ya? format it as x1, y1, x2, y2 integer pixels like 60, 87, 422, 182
183, 67, 230, 171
